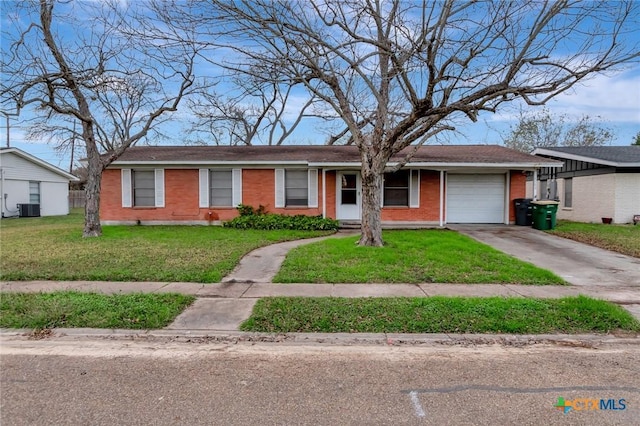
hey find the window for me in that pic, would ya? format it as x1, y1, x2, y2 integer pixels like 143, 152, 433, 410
199, 168, 241, 208
285, 170, 308, 206
210, 170, 233, 206
133, 170, 155, 207
564, 178, 573, 208
121, 169, 163, 208
274, 169, 317, 208
29, 181, 40, 204
340, 174, 357, 205
383, 170, 409, 206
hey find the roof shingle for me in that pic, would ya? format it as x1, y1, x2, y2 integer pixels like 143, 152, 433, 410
538, 146, 640, 164
111, 144, 555, 165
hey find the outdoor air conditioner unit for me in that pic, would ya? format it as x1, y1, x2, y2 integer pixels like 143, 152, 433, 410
18, 204, 41, 217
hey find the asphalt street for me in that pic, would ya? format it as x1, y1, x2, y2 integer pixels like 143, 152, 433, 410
1, 334, 639, 425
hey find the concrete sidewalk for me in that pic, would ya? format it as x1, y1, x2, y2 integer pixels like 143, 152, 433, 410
3, 280, 640, 330
222, 231, 358, 283
3, 280, 640, 303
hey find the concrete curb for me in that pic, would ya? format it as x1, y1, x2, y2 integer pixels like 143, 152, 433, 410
2, 328, 639, 347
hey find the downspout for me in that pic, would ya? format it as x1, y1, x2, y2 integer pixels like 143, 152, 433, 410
439, 170, 445, 227
533, 169, 538, 201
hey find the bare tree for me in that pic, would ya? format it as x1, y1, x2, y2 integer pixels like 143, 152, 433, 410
1, 0, 200, 237
197, 0, 639, 246
503, 108, 615, 153
187, 79, 315, 146
187, 57, 318, 146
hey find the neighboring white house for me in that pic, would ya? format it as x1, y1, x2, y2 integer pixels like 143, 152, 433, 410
0, 147, 79, 217
529, 146, 640, 224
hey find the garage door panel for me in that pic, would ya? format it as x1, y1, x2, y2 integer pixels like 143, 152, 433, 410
447, 174, 505, 223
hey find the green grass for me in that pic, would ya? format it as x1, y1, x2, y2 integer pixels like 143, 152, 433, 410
0, 209, 330, 282
274, 230, 564, 284
549, 221, 640, 258
0, 291, 195, 330
240, 296, 640, 334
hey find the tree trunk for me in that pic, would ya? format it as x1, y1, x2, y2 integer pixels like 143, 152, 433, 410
83, 157, 102, 237
82, 121, 103, 238
359, 167, 384, 247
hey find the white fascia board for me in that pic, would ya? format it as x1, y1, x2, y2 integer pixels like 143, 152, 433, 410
108, 160, 561, 170
108, 160, 310, 168
405, 162, 563, 169
311, 161, 561, 169
307, 162, 361, 167
532, 149, 640, 167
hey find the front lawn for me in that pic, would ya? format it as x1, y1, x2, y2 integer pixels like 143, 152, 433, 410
240, 296, 640, 334
0, 291, 195, 330
274, 230, 564, 284
0, 209, 330, 282
549, 221, 640, 258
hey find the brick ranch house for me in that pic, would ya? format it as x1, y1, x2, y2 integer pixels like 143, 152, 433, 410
100, 145, 561, 226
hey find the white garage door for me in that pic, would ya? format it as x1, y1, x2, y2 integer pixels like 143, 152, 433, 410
447, 174, 505, 223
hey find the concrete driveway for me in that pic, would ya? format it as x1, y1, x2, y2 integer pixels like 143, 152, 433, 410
450, 225, 640, 288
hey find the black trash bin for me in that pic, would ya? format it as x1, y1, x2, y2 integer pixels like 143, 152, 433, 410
514, 198, 533, 226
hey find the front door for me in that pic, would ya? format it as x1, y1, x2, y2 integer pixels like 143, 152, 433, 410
336, 172, 361, 220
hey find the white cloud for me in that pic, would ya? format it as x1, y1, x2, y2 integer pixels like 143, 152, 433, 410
487, 68, 640, 124
548, 70, 640, 122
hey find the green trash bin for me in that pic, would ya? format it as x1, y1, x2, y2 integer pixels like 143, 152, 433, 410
531, 201, 559, 230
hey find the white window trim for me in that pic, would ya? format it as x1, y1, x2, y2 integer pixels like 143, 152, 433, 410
122, 169, 132, 208
382, 169, 417, 208
201, 168, 243, 208
275, 169, 286, 208
409, 169, 420, 208
199, 169, 209, 208
232, 168, 243, 207
308, 168, 318, 208
123, 168, 164, 208
155, 169, 165, 208
275, 168, 317, 208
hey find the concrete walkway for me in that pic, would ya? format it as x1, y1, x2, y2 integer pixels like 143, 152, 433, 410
222, 231, 358, 283
2, 226, 639, 330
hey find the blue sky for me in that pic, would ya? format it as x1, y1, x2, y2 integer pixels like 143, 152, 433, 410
2, 1, 639, 171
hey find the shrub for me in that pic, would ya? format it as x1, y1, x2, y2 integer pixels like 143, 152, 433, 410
224, 212, 339, 231
236, 204, 267, 216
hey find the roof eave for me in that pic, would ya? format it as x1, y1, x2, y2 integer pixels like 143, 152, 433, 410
402, 161, 562, 169
109, 160, 311, 167
0, 147, 80, 181
110, 160, 561, 169
532, 148, 640, 167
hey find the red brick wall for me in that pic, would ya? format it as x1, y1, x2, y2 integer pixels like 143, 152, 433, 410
381, 171, 441, 221
100, 168, 324, 222
242, 169, 323, 216
509, 171, 527, 222
101, 169, 207, 221
100, 168, 526, 223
